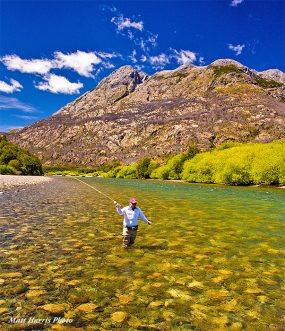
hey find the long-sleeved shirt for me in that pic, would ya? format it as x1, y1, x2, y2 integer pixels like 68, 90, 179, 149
116, 206, 149, 227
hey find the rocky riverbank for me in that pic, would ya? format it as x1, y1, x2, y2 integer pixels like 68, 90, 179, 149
0, 175, 53, 191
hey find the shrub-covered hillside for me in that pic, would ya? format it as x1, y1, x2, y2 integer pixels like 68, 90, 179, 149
0, 135, 43, 175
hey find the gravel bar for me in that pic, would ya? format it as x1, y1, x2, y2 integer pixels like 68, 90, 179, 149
0, 175, 53, 191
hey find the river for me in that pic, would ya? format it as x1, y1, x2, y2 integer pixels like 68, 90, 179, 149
0, 177, 284, 330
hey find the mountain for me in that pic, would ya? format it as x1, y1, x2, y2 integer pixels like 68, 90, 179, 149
7, 59, 285, 166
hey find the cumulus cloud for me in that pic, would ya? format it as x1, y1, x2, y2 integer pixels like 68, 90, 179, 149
111, 15, 144, 31
1, 50, 120, 79
172, 49, 197, 65
230, 0, 244, 6
0, 79, 23, 93
35, 74, 83, 94
54, 50, 102, 78
149, 53, 170, 69
1, 55, 53, 74
228, 43, 245, 55
0, 96, 37, 113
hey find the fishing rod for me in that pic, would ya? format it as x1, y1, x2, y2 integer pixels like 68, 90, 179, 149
73, 177, 116, 203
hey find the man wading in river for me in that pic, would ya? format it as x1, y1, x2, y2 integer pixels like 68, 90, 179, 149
114, 198, 152, 248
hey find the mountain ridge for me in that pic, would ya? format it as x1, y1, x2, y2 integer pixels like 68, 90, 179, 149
7, 59, 285, 166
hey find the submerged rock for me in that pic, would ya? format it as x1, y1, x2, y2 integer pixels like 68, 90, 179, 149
167, 288, 191, 301
245, 287, 264, 294
26, 289, 46, 298
76, 303, 99, 312
187, 280, 204, 291
117, 294, 134, 304
111, 311, 128, 323
0, 307, 8, 315
0, 272, 22, 278
50, 325, 85, 331
39, 303, 70, 314
148, 300, 164, 308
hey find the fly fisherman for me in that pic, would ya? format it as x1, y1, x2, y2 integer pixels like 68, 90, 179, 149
114, 198, 152, 248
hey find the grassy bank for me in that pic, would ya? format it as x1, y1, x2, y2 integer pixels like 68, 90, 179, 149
44, 140, 285, 186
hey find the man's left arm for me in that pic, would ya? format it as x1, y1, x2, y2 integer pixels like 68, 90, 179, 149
139, 209, 152, 225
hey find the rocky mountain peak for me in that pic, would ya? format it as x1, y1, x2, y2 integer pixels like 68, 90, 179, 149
258, 69, 285, 84
173, 63, 197, 73
98, 65, 147, 91
93, 65, 148, 105
53, 65, 149, 118
210, 59, 246, 69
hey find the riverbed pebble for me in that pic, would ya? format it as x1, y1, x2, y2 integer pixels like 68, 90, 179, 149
0, 175, 53, 190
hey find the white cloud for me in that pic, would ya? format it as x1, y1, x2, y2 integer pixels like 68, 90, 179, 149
108, 8, 158, 53
230, 0, 244, 7
111, 15, 144, 31
127, 31, 135, 40
0, 79, 23, 93
137, 34, 158, 52
96, 51, 119, 59
0, 96, 37, 113
199, 57, 205, 65
129, 50, 137, 63
15, 115, 38, 120
54, 51, 102, 78
149, 53, 170, 69
101, 5, 118, 13
1, 50, 120, 78
141, 55, 147, 63
35, 74, 83, 94
146, 34, 158, 48
102, 62, 115, 69
228, 43, 245, 55
134, 64, 145, 71
1, 55, 53, 74
172, 49, 197, 65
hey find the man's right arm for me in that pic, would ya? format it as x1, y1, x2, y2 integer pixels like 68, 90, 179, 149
114, 201, 124, 215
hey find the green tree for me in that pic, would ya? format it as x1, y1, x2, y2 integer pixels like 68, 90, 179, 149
150, 165, 170, 180
8, 159, 21, 171
136, 157, 151, 179
185, 144, 200, 158
0, 165, 16, 175
116, 165, 137, 179
0, 145, 18, 164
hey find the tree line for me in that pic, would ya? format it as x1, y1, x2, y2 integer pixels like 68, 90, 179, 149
45, 140, 285, 186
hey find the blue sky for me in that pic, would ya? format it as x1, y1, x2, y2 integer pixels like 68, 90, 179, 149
0, 0, 284, 132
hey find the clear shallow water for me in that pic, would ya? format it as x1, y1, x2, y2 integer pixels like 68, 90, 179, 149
0, 177, 284, 331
